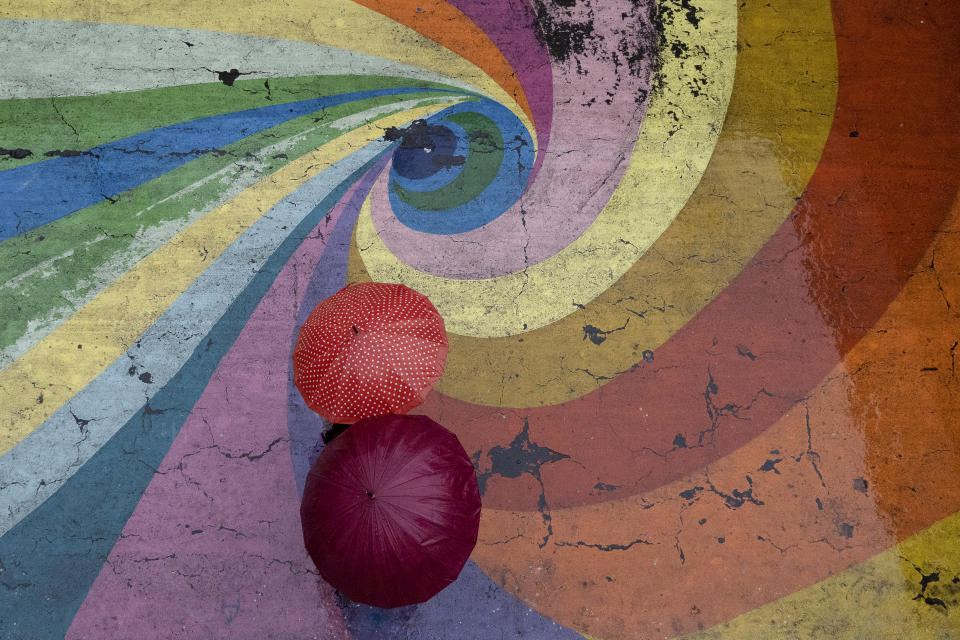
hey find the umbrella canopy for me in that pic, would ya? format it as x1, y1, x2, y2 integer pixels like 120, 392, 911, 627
301, 413, 481, 608
293, 282, 448, 423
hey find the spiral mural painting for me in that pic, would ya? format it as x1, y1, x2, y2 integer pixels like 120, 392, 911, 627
1, 0, 959, 638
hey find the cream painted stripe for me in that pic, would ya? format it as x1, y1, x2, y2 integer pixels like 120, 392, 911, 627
0, 95, 459, 372
0, 19, 486, 99
0, 103, 453, 455
354, 0, 737, 338
0, 138, 390, 537
0, 1, 536, 150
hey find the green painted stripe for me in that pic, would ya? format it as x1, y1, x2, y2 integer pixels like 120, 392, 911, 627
0, 93, 447, 354
0, 74, 462, 171
393, 111, 503, 211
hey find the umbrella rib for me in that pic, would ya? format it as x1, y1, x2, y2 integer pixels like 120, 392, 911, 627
371, 499, 407, 604
312, 498, 365, 533
326, 346, 366, 420
323, 440, 374, 492
378, 501, 433, 603
378, 500, 475, 593
376, 472, 437, 495
375, 450, 422, 490
299, 324, 351, 386
370, 429, 434, 491
312, 440, 373, 494
377, 462, 471, 494
379, 496, 468, 534
310, 471, 365, 495
349, 499, 378, 603
365, 435, 392, 495
371, 298, 420, 327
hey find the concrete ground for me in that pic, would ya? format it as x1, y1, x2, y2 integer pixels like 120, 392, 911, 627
1, 1, 959, 638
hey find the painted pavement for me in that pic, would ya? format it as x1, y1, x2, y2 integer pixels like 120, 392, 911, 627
0, 1, 959, 638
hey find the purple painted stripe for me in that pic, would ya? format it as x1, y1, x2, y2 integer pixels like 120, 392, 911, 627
449, 0, 554, 181
66, 150, 591, 637
370, 0, 658, 279
281, 168, 591, 640
63, 176, 378, 640
286, 160, 391, 491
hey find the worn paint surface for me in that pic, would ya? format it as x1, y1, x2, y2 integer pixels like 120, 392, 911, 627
0, 1, 958, 639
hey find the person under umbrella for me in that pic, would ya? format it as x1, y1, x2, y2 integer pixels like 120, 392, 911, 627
300, 413, 481, 608
293, 281, 448, 428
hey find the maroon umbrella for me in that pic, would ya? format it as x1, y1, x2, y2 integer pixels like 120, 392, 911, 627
300, 413, 481, 608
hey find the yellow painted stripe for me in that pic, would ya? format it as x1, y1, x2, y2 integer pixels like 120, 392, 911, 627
349, 0, 837, 407
352, 0, 737, 338
0, 1, 535, 150
682, 510, 960, 639
0, 103, 453, 456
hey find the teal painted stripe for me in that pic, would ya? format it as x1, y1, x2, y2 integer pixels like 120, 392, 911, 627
0, 152, 386, 639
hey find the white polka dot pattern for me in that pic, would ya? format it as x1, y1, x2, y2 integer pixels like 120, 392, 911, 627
292, 282, 449, 423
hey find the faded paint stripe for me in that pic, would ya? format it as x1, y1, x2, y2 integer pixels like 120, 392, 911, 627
0, 87, 448, 240
0, 103, 453, 456
0, 19, 486, 99
0, 95, 457, 369
351, 0, 737, 337
0, 147, 388, 537
0, 2, 536, 151
358, 0, 838, 406
0, 158, 386, 639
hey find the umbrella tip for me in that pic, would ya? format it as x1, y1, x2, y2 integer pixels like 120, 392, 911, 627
351, 325, 359, 334
366, 490, 375, 499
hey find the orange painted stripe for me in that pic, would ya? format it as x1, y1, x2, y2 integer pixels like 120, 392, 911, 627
473, 191, 960, 639
353, 0, 535, 131
463, 0, 960, 636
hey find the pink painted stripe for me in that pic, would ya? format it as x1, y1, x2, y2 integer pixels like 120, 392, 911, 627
65, 181, 373, 640
370, 0, 656, 279
448, 0, 554, 182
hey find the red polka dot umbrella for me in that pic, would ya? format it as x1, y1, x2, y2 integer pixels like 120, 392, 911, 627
300, 413, 481, 608
293, 282, 448, 423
